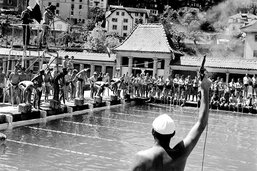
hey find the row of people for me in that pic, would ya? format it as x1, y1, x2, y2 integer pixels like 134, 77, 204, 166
0, 63, 112, 109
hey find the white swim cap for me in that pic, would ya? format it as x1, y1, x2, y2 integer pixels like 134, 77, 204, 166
152, 114, 175, 135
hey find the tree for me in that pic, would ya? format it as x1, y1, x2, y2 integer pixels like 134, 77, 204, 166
86, 26, 121, 53
86, 26, 106, 52
105, 33, 120, 49
87, 7, 105, 31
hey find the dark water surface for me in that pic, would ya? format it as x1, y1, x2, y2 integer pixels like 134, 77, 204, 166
0, 104, 257, 171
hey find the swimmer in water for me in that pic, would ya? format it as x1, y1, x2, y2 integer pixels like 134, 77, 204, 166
131, 75, 211, 171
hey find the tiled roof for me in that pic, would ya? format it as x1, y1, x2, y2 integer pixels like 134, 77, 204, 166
115, 24, 174, 53
109, 5, 149, 14
105, 8, 133, 19
240, 20, 257, 32
229, 13, 257, 20
125, 7, 149, 14
172, 55, 257, 70
0, 48, 116, 62
58, 51, 116, 62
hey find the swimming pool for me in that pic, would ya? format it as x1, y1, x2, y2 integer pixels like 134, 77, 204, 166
0, 104, 257, 171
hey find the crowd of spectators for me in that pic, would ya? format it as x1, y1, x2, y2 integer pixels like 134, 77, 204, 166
115, 72, 257, 114
1, 56, 257, 114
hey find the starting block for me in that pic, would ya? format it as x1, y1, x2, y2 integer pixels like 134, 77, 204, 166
74, 98, 84, 106
18, 103, 32, 114
49, 100, 61, 110
94, 96, 102, 103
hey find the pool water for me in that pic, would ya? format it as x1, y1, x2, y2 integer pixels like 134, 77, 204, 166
0, 104, 257, 171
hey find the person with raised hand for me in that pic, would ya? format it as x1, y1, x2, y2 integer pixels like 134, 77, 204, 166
131, 73, 211, 171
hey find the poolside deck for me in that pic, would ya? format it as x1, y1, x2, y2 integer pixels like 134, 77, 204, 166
0, 90, 125, 130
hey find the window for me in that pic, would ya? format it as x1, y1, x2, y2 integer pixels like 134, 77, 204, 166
82, 19, 85, 23
112, 18, 117, 22
123, 25, 128, 30
56, 10, 59, 15
116, 11, 119, 15
255, 34, 257, 41
48, 2, 51, 6
80, 0, 82, 2
71, 4, 74, 9
124, 19, 128, 23
254, 50, 257, 57
122, 12, 125, 16
141, 13, 144, 17
79, 5, 82, 9
72, 0, 74, 1
112, 25, 117, 30
56, 3, 59, 7
71, 11, 74, 15
123, 33, 127, 37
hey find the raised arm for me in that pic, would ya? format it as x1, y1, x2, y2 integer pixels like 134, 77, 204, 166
73, 68, 89, 81
182, 75, 211, 157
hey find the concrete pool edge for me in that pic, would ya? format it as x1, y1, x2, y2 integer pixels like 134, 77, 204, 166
0, 103, 123, 131
148, 103, 257, 117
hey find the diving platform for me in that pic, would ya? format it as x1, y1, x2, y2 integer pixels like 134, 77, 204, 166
0, 97, 122, 130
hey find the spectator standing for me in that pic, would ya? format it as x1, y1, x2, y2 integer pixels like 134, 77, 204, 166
41, 5, 56, 48
62, 55, 69, 68
252, 75, 257, 97
44, 69, 53, 102
235, 78, 243, 97
89, 72, 98, 99
0, 67, 6, 101
31, 70, 44, 109
21, 6, 33, 46
229, 78, 236, 96
53, 68, 68, 104
68, 56, 74, 70
8, 66, 21, 105
243, 74, 250, 98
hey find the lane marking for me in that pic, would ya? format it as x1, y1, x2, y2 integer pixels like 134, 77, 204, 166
62, 120, 149, 134
6, 139, 132, 164
26, 126, 147, 147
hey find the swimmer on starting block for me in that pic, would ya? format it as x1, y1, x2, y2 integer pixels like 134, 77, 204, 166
131, 72, 211, 171
18, 81, 34, 104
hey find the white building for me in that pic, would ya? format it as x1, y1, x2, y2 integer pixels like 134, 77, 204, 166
105, 5, 149, 37
241, 21, 257, 59
32, 16, 71, 33
227, 13, 257, 36
89, 0, 108, 11
114, 24, 181, 80
42, 0, 89, 25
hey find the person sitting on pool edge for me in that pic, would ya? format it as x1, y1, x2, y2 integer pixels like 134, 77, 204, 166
131, 74, 211, 171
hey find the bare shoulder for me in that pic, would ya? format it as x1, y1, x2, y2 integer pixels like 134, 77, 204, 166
131, 147, 164, 171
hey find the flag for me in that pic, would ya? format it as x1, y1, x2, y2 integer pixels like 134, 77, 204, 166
106, 46, 111, 58
28, 0, 42, 23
